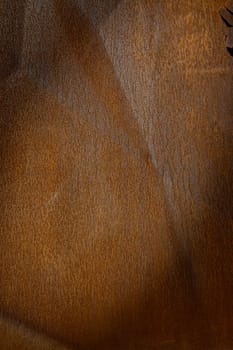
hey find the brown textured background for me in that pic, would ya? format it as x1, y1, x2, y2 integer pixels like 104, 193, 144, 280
0, 0, 233, 349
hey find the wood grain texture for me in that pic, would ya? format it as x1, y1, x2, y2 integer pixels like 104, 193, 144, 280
0, 1, 232, 349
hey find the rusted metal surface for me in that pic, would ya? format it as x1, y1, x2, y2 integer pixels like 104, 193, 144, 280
0, 1, 232, 349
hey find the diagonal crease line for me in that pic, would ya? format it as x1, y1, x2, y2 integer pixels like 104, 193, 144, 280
219, 7, 233, 26
52, 0, 157, 172
0, 311, 76, 350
